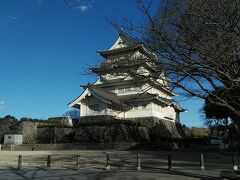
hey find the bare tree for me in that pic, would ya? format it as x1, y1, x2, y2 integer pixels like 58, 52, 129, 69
63, 0, 240, 125
63, 109, 80, 119
115, 0, 240, 124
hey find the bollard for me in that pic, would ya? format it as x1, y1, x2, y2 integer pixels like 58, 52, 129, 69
76, 155, 80, 170
137, 153, 141, 170
47, 155, 51, 170
17, 155, 22, 170
200, 153, 205, 171
168, 154, 172, 171
232, 153, 238, 171
10, 145, 14, 151
105, 153, 110, 170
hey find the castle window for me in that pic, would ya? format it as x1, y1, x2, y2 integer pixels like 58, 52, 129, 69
142, 104, 147, 109
130, 87, 135, 92
125, 87, 131, 93
133, 104, 138, 110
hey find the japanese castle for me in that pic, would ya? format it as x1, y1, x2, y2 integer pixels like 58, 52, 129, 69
69, 32, 185, 128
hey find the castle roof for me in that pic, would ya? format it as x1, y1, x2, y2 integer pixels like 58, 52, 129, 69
86, 84, 129, 110
119, 93, 185, 112
81, 77, 176, 97
72, 83, 185, 112
90, 57, 160, 75
97, 31, 156, 58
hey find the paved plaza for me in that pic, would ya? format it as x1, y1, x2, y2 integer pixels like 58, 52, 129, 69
0, 150, 236, 179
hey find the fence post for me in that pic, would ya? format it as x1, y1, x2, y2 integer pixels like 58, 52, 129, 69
105, 153, 110, 170
232, 153, 238, 170
200, 153, 205, 171
17, 155, 22, 170
137, 153, 141, 170
76, 155, 80, 170
47, 155, 51, 170
168, 154, 172, 171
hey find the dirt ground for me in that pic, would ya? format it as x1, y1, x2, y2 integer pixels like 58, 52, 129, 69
0, 150, 237, 179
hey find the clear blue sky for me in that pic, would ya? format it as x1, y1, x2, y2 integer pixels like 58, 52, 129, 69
0, 0, 204, 127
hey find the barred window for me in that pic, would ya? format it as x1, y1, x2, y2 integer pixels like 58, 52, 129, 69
142, 104, 147, 109
133, 104, 138, 110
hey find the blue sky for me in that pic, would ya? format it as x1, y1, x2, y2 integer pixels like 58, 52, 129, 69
0, 0, 204, 127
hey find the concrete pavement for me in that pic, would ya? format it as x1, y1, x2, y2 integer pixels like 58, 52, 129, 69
0, 150, 234, 179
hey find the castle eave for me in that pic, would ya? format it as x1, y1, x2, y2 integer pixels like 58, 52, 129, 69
86, 84, 130, 110
98, 44, 156, 58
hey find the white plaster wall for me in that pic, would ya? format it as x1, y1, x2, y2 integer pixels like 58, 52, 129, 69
136, 83, 171, 99
80, 98, 178, 122
109, 84, 143, 95
136, 66, 150, 77
125, 109, 154, 119
110, 82, 168, 96
162, 106, 177, 120
108, 50, 145, 61
107, 52, 133, 62
156, 73, 169, 86
133, 50, 147, 59
125, 103, 154, 118
151, 102, 165, 119
105, 106, 123, 118
4, 135, 23, 145
102, 73, 130, 81
80, 97, 107, 117
102, 50, 148, 80
79, 95, 178, 122
80, 104, 87, 116
151, 102, 177, 121
149, 87, 171, 99
109, 36, 129, 50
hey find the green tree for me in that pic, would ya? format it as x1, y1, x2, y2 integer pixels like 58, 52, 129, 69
0, 115, 20, 143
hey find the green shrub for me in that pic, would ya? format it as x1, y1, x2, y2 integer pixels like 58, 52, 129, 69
20, 117, 48, 123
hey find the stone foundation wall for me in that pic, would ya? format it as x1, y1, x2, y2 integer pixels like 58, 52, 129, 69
1, 116, 185, 145
73, 124, 149, 143
127, 117, 185, 139
34, 117, 184, 143
19, 121, 38, 144
37, 127, 72, 143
